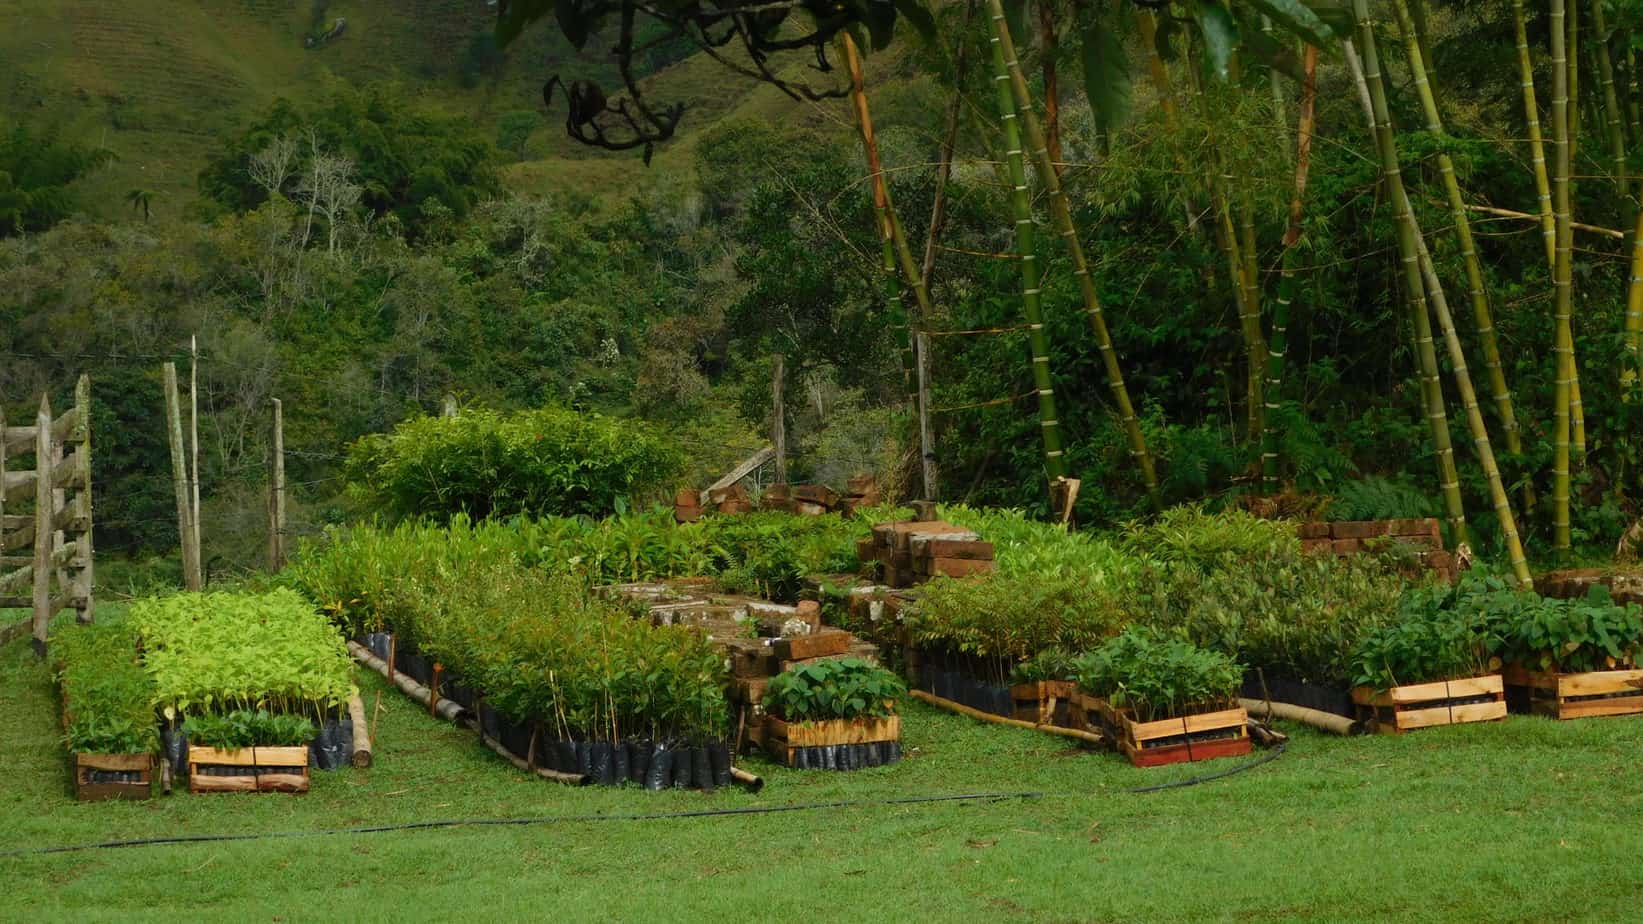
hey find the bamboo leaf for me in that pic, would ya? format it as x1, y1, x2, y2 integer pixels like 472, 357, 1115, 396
1080, 18, 1132, 135
1193, 1, 1239, 80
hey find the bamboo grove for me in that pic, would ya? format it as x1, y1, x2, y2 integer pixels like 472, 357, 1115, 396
523, 2, 1642, 573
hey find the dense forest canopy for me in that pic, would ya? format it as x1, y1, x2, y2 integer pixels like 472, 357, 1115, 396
3, 0, 1643, 581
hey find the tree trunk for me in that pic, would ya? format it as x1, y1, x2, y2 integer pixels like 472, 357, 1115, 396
1262, 45, 1318, 494
987, 25, 1068, 482
1392, 0, 1527, 499
985, 0, 1158, 505
1514, 0, 1559, 268
1348, 12, 1469, 547
841, 34, 940, 500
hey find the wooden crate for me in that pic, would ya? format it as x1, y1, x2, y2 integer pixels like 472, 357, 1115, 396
1351, 675, 1506, 733
74, 752, 153, 802
1010, 680, 1077, 725
763, 714, 900, 768
1115, 706, 1250, 768
188, 746, 311, 793
1502, 665, 1643, 720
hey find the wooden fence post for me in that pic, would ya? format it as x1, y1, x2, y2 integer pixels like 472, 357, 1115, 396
164, 364, 202, 591
268, 398, 287, 571
189, 336, 201, 574
772, 355, 787, 485
32, 396, 52, 656
72, 375, 94, 623
915, 331, 938, 501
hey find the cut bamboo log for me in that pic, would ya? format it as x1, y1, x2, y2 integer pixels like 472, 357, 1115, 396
730, 766, 764, 792
910, 689, 1107, 745
348, 692, 372, 768
1240, 698, 1362, 736
348, 641, 466, 723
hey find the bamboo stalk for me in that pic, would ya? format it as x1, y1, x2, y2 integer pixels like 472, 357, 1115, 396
1348, 15, 1469, 547
985, 20, 1068, 483
1513, 0, 1558, 268
1391, 0, 1526, 499
1623, 205, 1643, 394
1551, 0, 1576, 553
1567, 0, 1587, 461
1591, 0, 1629, 200
162, 364, 202, 591
1239, 698, 1360, 736
347, 641, 468, 723
909, 689, 1107, 745
1462, 203, 1623, 238
1263, 45, 1319, 493
985, 0, 1160, 507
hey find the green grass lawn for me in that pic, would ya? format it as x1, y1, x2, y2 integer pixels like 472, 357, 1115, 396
5, 619, 1643, 922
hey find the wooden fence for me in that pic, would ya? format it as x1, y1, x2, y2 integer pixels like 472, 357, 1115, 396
1, 376, 94, 655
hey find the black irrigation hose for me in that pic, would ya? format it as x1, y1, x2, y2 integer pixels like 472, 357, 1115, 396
0, 743, 1286, 858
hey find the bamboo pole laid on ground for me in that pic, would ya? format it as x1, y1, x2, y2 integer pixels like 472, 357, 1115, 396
1240, 698, 1359, 736
163, 364, 202, 590
909, 689, 1107, 745
348, 692, 373, 768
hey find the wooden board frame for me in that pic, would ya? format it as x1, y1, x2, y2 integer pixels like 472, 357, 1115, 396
1351, 675, 1506, 733
1010, 680, 1077, 725
1502, 665, 1643, 720
74, 752, 153, 802
764, 714, 899, 767
187, 745, 310, 793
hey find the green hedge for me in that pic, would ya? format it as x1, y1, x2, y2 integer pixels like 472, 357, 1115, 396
345, 407, 682, 521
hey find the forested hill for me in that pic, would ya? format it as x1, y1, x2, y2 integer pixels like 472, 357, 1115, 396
3, 0, 1642, 580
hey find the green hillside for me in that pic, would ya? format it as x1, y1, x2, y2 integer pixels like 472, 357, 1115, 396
0, 0, 872, 215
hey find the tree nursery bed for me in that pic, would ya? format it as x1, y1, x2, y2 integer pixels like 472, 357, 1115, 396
12, 626, 1643, 920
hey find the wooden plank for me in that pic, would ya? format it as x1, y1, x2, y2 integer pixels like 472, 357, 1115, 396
77, 752, 153, 772
766, 714, 899, 748
1, 425, 37, 456
1550, 696, 1643, 720
0, 515, 30, 529
1122, 734, 1252, 768
49, 406, 82, 444
701, 446, 776, 505
50, 450, 87, 490
0, 470, 35, 502
32, 396, 51, 653
1393, 700, 1508, 730
189, 745, 311, 767
1555, 670, 1643, 698
1352, 675, 1504, 707
189, 774, 259, 793
772, 631, 852, 661
1125, 707, 1249, 744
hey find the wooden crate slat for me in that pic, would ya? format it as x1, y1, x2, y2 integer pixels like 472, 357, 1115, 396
1121, 734, 1252, 768
77, 752, 153, 772
1535, 695, 1643, 720
1377, 675, 1503, 705
1125, 707, 1248, 744
1554, 670, 1643, 698
1393, 700, 1508, 730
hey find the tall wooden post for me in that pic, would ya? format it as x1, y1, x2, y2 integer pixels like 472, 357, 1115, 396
164, 364, 202, 590
268, 398, 287, 571
189, 336, 201, 571
771, 356, 787, 485
914, 331, 937, 500
72, 375, 93, 623
31, 396, 53, 656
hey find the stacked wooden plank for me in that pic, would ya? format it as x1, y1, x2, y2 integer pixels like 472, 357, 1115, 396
860, 520, 996, 588
1296, 518, 1457, 582
1535, 569, 1643, 606
707, 484, 753, 514
674, 489, 704, 523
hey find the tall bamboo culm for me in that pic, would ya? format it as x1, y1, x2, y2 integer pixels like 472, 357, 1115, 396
987, 25, 1067, 482
1262, 45, 1319, 493
1513, 0, 1558, 268
1567, 0, 1586, 459
1591, 0, 1629, 200
1391, 0, 1527, 495
1352, 1, 1469, 546
985, 0, 1158, 505
1629, 204, 1643, 392
1550, 0, 1576, 552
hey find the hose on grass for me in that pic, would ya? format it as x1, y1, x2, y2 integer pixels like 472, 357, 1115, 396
0, 743, 1285, 858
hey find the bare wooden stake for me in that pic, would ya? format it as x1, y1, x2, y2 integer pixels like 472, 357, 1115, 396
73, 376, 93, 623
268, 398, 287, 571
188, 336, 201, 578
163, 364, 202, 591
31, 396, 53, 656
772, 355, 787, 486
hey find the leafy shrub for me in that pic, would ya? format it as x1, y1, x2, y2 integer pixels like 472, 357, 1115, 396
939, 504, 1141, 580
1477, 580, 1643, 674
1008, 647, 1079, 685
345, 407, 682, 522
184, 709, 317, 749
361, 559, 729, 744
129, 589, 355, 719
1139, 553, 1406, 686
1350, 583, 1493, 690
764, 658, 905, 722
51, 622, 157, 755
1120, 506, 1299, 571
1074, 627, 1242, 723
1325, 476, 1438, 522
909, 572, 1128, 672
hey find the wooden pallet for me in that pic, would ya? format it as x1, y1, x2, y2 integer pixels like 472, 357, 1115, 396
74, 752, 153, 802
1115, 706, 1250, 768
187, 746, 310, 793
1010, 680, 1077, 725
1502, 665, 1643, 720
764, 714, 899, 767
1351, 675, 1506, 733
